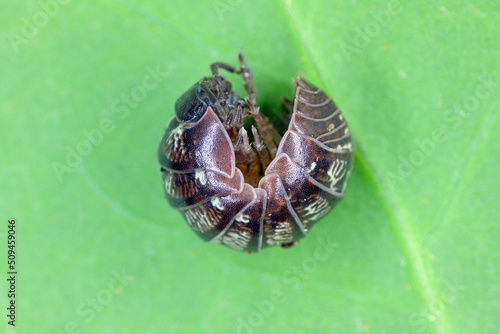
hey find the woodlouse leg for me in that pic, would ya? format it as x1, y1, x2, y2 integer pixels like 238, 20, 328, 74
224, 105, 244, 130
199, 81, 227, 119
234, 128, 261, 187
210, 61, 238, 92
210, 51, 257, 105
238, 50, 257, 105
251, 125, 272, 172
210, 62, 237, 77
245, 98, 281, 158
224, 104, 246, 146
234, 128, 254, 163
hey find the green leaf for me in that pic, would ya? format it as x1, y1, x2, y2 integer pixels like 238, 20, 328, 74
1, 1, 499, 333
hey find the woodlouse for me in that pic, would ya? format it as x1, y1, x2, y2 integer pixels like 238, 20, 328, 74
158, 52, 353, 252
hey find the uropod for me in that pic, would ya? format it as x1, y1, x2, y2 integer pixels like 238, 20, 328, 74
158, 52, 353, 252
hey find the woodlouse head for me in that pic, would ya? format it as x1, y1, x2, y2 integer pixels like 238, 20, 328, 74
174, 82, 208, 123
174, 74, 242, 124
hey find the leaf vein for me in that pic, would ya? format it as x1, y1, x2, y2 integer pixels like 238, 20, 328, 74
274, 1, 450, 333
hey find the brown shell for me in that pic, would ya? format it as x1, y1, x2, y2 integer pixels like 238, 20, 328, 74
158, 73, 353, 252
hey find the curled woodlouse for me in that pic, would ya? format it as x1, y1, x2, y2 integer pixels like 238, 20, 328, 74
158, 51, 353, 252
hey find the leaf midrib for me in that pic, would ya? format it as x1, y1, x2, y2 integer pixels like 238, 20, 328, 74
274, 0, 448, 333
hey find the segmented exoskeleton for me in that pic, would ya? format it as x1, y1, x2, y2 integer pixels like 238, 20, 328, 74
158, 52, 353, 252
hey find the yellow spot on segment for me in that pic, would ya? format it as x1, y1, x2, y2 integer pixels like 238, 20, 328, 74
428, 253, 435, 260
195, 170, 207, 186
382, 44, 388, 50
234, 212, 250, 223
423, 198, 430, 205
306, 162, 317, 174
211, 197, 225, 211
405, 284, 412, 291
